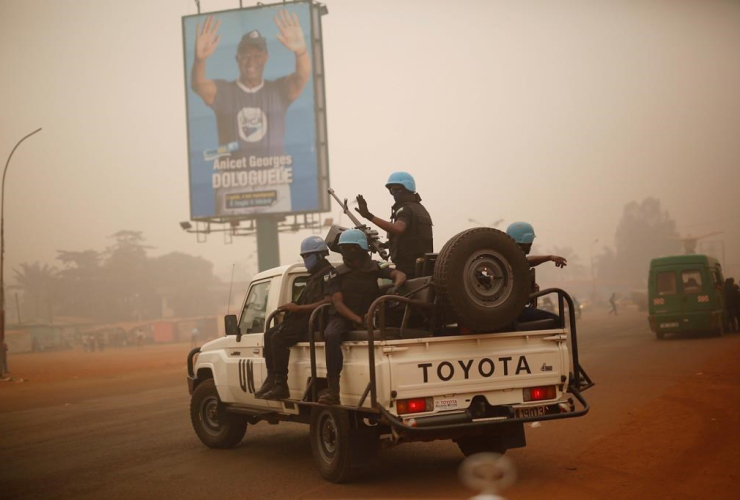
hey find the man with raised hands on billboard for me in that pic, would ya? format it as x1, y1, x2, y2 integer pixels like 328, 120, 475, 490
190, 10, 311, 215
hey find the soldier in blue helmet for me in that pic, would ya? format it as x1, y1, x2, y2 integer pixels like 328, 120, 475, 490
256, 236, 335, 400
355, 172, 433, 278
506, 222, 567, 323
319, 229, 407, 405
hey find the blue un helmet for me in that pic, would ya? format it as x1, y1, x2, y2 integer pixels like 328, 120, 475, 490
300, 235, 329, 257
506, 222, 536, 244
338, 228, 369, 250
385, 172, 416, 193
300, 236, 329, 271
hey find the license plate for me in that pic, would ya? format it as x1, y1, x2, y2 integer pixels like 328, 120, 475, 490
516, 405, 546, 418
660, 322, 679, 329
434, 398, 460, 411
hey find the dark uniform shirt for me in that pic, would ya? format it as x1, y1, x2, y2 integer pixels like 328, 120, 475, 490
388, 194, 433, 277
285, 260, 334, 326
325, 259, 394, 317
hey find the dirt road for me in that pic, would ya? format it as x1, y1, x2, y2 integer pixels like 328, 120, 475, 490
1, 310, 738, 499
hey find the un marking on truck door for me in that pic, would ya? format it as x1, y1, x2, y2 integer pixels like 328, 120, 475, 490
417, 356, 531, 383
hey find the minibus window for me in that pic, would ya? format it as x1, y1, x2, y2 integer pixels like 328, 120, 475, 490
656, 272, 677, 295
681, 271, 703, 294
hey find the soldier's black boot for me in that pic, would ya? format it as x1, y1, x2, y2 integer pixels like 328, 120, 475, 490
263, 374, 290, 400
318, 375, 341, 405
255, 370, 275, 398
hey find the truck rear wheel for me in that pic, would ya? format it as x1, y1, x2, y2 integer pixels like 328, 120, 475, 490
455, 435, 507, 457
190, 379, 247, 449
434, 228, 531, 331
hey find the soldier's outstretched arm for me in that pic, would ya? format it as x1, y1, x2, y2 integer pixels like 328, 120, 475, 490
356, 195, 406, 235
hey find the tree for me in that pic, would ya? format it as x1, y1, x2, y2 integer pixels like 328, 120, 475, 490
149, 252, 220, 317
13, 262, 58, 322
103, 231, 156, 321
611, 198, 681, 286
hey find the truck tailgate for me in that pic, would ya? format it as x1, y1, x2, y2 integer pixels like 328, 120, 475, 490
386, 330, 568, 405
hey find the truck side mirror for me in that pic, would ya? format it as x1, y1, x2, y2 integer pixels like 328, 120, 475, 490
224, 315, 239, 337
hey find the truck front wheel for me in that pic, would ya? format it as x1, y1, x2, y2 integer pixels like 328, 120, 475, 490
455, 435, 507, 457
190, 379, 247, 449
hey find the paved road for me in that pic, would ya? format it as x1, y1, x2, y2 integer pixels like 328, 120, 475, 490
1, 310, 738, 499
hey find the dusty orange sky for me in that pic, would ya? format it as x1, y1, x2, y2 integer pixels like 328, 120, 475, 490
1, 0, 738, 288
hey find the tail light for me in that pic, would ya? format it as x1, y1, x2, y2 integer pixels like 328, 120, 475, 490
523, 385, 556, 402
396, 397, 433, 414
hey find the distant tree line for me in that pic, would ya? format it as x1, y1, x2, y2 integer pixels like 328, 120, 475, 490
10, 230, 220, 324
595, 197, 681, 288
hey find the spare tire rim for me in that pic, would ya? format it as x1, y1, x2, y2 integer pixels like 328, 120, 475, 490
318, 412, 338, 462
463, 250, 513, 308
200, 396, 222, 435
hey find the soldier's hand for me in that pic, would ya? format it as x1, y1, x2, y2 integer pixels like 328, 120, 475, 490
551, 255, 568, 268
355, 195, 374, 220
279, 302, 301, 313
195, 15, 222, 61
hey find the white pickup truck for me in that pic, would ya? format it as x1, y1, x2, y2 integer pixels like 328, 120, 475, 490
187, 228, 593, 482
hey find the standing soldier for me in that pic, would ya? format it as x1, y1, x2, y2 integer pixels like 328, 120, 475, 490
355, 172, 433, 278
319, 229, 406, 405
256, 236, 335, 400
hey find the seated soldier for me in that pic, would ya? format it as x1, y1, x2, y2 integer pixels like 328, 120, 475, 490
506, 222, 564, 324
319, 229, 406, 405
256, 236, 334, 400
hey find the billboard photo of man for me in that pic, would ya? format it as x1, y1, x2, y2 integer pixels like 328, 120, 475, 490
183, 3, 324, 219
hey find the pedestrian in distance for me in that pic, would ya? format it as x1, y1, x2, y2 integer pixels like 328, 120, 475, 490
355, 172, 433, 278
256, 236, 335, 400
609, 293, 618, 316
190, 327, 200, 348
319, 229, 406, 405
136, 329, 145, 350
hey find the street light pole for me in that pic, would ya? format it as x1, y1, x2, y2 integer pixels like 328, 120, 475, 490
1, 127, 42, 375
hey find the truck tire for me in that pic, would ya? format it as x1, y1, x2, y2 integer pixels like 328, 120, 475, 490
433, 228, 531, 331
190, 379, 246, 449
455, 435, 507, 457
310, 408, 363, 483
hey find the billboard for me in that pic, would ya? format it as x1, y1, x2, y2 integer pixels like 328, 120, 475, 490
182, 1, 329, 220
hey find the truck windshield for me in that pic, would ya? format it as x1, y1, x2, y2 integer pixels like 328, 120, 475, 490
240, 281, 271, 334
681, 270, 703, 294
656, 272, 677, 295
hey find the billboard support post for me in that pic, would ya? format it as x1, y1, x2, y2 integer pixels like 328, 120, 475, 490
256, 216, 280, 272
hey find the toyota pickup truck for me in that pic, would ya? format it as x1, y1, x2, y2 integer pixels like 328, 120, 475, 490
186, 227, 593, 482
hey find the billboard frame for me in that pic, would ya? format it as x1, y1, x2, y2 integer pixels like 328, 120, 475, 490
181, 0, 331, 224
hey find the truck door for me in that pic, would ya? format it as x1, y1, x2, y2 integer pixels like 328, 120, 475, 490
679, 267, 712, 314
653, 269, 679, 315
229, 279, 272, 405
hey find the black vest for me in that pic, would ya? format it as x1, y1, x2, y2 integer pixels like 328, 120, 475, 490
334, 260, 382, 317
297, 261, 333, 306
388, 197, 433, 276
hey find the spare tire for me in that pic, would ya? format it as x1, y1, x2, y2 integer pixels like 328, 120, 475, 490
433, 228, 530, 331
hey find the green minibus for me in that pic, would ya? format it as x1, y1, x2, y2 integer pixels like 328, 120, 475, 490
648, 255, 727, 339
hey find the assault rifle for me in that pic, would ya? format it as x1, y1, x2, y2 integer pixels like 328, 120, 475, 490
327, 188, 389, 261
